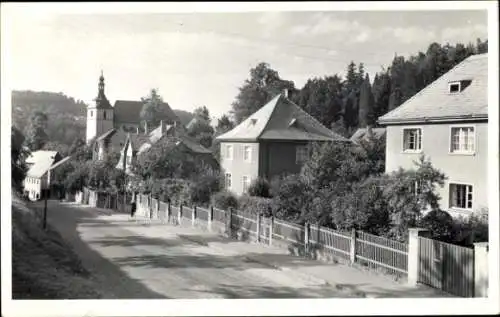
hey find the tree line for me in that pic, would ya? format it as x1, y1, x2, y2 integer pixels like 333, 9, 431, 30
229, 39, 488, 137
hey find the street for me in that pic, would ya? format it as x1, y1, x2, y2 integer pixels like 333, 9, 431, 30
41, 200, 351, 299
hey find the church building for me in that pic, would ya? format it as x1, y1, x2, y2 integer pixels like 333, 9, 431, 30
86, 72, 215, 173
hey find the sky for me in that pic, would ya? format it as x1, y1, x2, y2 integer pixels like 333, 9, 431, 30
5, 4, 489, 119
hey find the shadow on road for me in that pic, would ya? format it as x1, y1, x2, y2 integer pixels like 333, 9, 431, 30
44, 201, 168, 299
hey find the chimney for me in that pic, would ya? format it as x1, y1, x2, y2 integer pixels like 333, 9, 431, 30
282, 88, 288, 98
144, 121, 148, 135
136, 126, 139, 135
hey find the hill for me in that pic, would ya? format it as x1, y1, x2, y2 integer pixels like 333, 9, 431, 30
11, 194, 103, 299
11, 90, 87, 148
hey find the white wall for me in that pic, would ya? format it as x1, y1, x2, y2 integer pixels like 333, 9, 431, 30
385, 122, 488, 216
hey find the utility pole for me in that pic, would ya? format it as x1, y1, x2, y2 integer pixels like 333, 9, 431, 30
42, 188, 48, 230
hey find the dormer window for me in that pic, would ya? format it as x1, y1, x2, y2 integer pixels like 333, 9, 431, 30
449, 82, 461, 93
250, 118, 257, 125
448, 80, 472, 94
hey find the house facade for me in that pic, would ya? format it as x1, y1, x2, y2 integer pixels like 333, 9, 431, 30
115, 120, 216, 175
216, 91, 349, 195
378, 53, 488, 217
23, 151, 62, 200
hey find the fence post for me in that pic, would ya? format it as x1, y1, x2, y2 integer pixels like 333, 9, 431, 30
167, 200, 171, 223
149, 194, 153, 219
179, 203, 183, 225
269, 216, 274, 246
304, 222, 310, 256
192, 206, 197, 227
208, 206, 213, 232
474, 242, 489, 297
350, 229, 357, 264
256, 213, 261, 243
407, 228, 430, 286
157, 199, 160, 220
227, 207, 233, 238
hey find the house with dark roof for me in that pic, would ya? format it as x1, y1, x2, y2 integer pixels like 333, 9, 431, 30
216, 90, 349, 195
378, 53, 488, 216
115, 120, 215, 175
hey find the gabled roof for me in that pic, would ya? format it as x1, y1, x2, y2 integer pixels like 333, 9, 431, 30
113, 100, 181, 124
378, 53, 488, 125
96, 128, 117, 142
49, 156, 72, 170
216, 94, 349, 142
350, 127, 386, 144
26, 151, 60, 178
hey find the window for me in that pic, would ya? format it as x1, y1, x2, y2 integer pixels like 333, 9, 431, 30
449, 82, 461, 93
225, 144, 233, 160
450, 126, 475, 154
225, 173, 232, 189
242, 176, 251, 192
103, 111, 107, 119
126, 155, 132, 166
450, 183, 473, 210
403, 128, 422, 152
90, 110, 93, 117
244, 145, 252, 162
295, 144, 309, 164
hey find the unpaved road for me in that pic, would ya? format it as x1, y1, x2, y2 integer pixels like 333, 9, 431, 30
41, 200, 349, 299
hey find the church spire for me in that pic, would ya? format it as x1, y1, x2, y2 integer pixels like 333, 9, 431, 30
94, 70, 112, 109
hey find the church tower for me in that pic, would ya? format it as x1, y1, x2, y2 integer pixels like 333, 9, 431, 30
86, 71, 114, 144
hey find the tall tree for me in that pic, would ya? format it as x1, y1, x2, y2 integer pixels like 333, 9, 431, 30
193, 106, 211, 124
25, 111, 49, 151
358, 74, 375, 127
12, 126, 30, 192
388, 87, 402, 111
140, 88, 171, 127
188, 106, 215, 148
372, 71, 391, 120
231, 62, 295, 123
215, 114, 234, 135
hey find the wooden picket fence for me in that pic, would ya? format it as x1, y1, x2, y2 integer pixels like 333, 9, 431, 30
76, 188, 487, 297
130, 193, 409, 279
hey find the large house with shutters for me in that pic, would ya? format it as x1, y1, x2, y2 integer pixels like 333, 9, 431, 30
216, 91, 349, 196
378, 53, 488, 217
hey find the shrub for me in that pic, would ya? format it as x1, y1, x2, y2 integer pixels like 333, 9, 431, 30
190, 172, 222, 207
247, 177, 272, 198
451, 207, 488, 246
270, 174, 313, 224
330, 176, 390, 235
238, 195, 274, 217
211, 191, 238, 210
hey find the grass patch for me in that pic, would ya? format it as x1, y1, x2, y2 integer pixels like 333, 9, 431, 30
11, 194, 103, 299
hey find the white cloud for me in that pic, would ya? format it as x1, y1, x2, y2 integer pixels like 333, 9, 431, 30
440, 24, 487, 43
290, 14, 364, 36
380, 26, 437, 44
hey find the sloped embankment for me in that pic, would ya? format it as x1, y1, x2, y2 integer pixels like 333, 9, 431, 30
11, 194, 102, 299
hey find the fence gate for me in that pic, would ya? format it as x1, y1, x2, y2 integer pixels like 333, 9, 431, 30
418, 236, 474, 297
